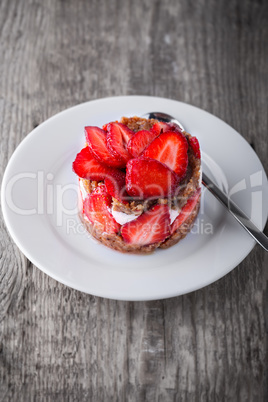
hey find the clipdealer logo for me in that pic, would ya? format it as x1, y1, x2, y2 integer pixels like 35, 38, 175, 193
3, 170, 265, 234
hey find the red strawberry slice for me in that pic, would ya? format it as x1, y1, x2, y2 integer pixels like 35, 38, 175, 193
126, 158, 179, 199
188, 136, 201, 159
121, 204, 170, 246
106, 122, 133, 164
84, 184, 121, 234
142, 131, 188, 178
104, 170, 129, 204
127, 129, 160, 157
102, 123, 109, 131
151, 121, 182, 136
150, 121, 174, 135
85, 126, 124, 168
102, 121, 119, 131
73, 147, 116, 180
171, 188, 201, 234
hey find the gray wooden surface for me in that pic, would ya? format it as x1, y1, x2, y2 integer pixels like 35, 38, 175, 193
0, 0, 267, 400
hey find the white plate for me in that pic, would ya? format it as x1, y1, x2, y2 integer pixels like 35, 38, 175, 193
1, 96, 268, 301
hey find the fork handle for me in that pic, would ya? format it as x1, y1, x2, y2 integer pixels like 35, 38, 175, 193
202, 172, 268, 252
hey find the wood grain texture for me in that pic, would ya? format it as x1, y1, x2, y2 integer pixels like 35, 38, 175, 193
0, 0, 267, 400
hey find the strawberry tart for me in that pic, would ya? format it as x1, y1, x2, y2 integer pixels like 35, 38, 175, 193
72, 116, 201, 253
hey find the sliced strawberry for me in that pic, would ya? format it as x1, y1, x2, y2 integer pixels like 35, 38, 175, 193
171, 188, 201, 234
106, 122, 133, 164
84, 185, 121, 234
102, 121, 118, 131
127, 129, 159, 158
142, 131, 188, 178
121, 204, 170, 246
73, 147, 115, 180
104, 170, 129, 204
150, 121, 174, 135
127, 122, 183, 158
188, 136, 201, 159
151, 121, 182, 136
126, 158, 179, 199
85, 126, 124, 168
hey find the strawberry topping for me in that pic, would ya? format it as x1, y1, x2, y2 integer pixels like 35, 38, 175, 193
73, 118, 202, 248
85, 126, 124, 168
121, 204, 170, 246
106, 122, 133, 165
126, 157, 179, 199
171, 188, 201, 234
150, 121, 176, 135
104, 170, 129, 204
142, 131, 188, 178
84, 185, 121, 234
188, 136, 201, 159
102, 121, 119, 131
73, 147, 115, 180
127, 129, 160, 157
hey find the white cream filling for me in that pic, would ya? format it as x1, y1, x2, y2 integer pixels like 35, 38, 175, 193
79, 178, 89, 201
169, 208, 180, 224
78, 174, 201, 226
198, 165, 202, 188
111, 206, 181, 225
111, 209, 138, 225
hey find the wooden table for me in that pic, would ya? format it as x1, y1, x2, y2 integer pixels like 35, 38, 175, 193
1, 0, 267, 400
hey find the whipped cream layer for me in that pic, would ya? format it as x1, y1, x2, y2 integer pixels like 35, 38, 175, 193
78, 178, 181, 225
79, 178, 89, 201
111, 206, 180, 225
111, 209, 138, 225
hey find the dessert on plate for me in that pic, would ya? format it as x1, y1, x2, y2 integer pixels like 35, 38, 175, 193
72, 116, 201, 253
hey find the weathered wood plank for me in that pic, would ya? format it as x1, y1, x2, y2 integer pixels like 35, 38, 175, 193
0, 0, 267, 401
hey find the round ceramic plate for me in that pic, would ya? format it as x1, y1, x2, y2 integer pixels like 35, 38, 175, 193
1, 96, 268, 301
